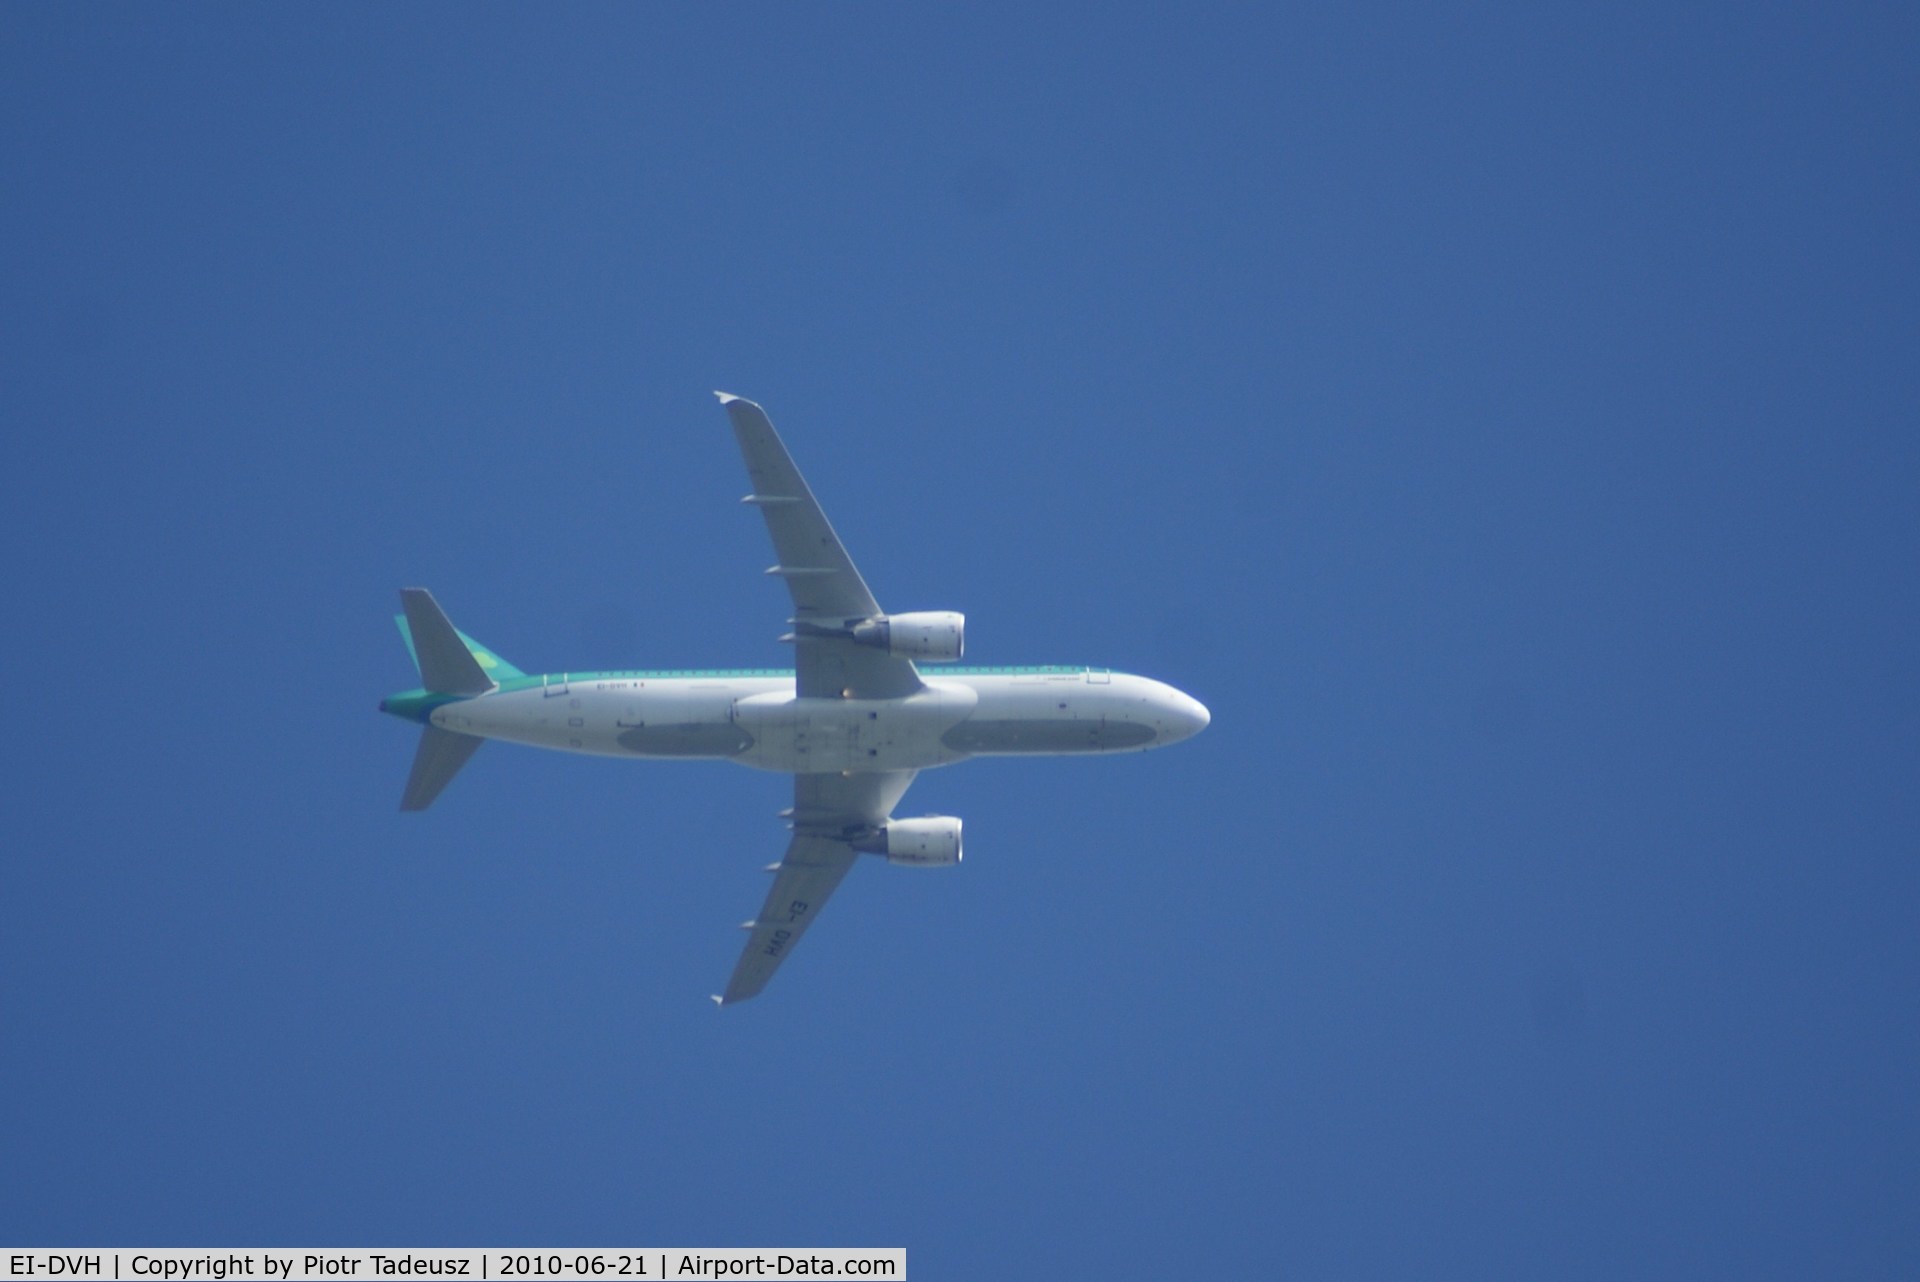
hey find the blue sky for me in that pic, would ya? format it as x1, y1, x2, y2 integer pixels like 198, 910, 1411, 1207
4, 4, 1916, 1277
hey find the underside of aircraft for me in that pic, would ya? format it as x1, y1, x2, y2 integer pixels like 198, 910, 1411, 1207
381, 395, 1207, 1003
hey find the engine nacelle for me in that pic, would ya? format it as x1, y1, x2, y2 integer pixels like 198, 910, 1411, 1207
854, 816, 963, 867
850, 611, 964, 662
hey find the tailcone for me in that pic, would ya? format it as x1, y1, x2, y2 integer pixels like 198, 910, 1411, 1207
380, 689, 450, 724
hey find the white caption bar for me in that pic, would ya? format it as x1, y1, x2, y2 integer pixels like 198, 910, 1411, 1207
2, 1252, 904, 1281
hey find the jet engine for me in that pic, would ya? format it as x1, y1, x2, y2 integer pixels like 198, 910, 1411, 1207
853, 816, 963, 867
850, 611, 964, 661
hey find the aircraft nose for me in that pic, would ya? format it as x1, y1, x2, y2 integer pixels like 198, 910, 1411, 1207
1155, 687, 1209, 742
1174, 692, 1210, 738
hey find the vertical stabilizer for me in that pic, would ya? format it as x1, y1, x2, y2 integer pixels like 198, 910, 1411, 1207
401, 725, 484, 811
400, 588, 496, 695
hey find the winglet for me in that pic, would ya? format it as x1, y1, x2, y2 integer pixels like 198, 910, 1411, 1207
710, 994, 726, 1008
714, 390, 746, 406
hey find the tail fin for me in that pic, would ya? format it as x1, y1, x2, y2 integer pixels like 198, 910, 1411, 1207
391, 588, 508, 810
397, 588, 507, 694
401, 725, 484, 811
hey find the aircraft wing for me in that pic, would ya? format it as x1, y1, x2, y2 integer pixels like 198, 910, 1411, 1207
716, 770, 918, 1005
717, 394, 923, 700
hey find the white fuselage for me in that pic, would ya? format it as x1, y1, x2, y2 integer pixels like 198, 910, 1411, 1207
430, 669, 1208, 774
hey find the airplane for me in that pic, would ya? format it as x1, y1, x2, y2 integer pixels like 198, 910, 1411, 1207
379, 394, 1210, 1004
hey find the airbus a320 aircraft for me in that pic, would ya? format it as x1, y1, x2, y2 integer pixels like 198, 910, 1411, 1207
380, 394, 1209, 1004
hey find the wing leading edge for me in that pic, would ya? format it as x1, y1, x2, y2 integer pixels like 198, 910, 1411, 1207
716, 770, 918, 1005
712, 396, 929, 1004
717, 393, 922, 700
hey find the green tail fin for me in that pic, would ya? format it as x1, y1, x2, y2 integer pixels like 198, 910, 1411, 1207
394, 589, 525, 687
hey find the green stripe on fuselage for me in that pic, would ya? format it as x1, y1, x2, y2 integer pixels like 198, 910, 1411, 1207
380, 665, 1099, 722
487, 664, 1093, 691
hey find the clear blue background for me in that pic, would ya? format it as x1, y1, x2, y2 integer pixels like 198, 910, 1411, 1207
4, 5, 1916, 1277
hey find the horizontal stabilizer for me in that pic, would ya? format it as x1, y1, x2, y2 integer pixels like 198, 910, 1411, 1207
400, 588, 496, 695
401, 725, 484, 811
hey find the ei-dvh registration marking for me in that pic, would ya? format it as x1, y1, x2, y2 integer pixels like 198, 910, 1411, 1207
5, 1251, 903, 1281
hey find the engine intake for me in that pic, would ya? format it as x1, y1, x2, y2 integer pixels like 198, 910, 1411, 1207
850, 611, 964, 662
853, 816, 963, 867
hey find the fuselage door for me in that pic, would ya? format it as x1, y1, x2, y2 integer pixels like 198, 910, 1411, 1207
1086, 667, 1111, 685
543, 673, 571, 698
